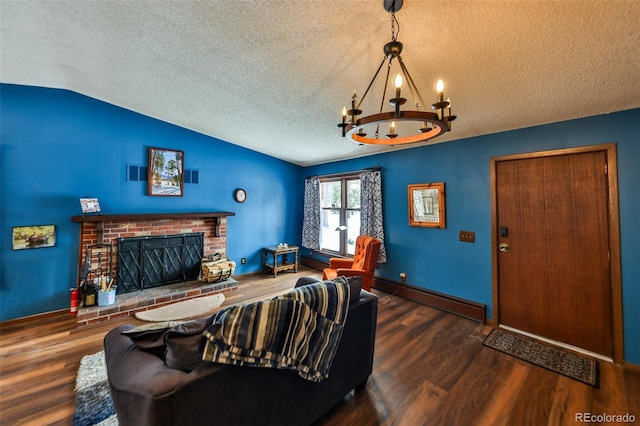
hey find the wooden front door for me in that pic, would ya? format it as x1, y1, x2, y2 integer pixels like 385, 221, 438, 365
493, 147, 614, 356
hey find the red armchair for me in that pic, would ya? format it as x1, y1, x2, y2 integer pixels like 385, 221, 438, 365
322, 235, 381, 291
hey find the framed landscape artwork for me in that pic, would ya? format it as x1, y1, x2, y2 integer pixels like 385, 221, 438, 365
148, 147, 184, 197
12, 225, 56, 250
408, 182, 446, 228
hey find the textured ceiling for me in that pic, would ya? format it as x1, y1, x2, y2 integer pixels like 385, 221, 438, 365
2, 1, 639, 166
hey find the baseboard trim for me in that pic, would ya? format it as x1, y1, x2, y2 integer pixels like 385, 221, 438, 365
232, 271, 267, 279
373, 277, 486, 323
624, 361, 640, 376
0, 308, 70, 327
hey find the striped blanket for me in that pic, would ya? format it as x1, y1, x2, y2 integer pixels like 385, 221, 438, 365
200, 277, 350, 382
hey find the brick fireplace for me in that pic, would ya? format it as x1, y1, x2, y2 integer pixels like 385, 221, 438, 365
71, 212, 237, 325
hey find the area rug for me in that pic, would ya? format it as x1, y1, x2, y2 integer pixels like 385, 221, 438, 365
483, 328, 599, 387
135, 293, 225, 322
73, 351, 118, 426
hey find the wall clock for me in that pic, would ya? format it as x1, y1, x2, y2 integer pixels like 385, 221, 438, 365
234, 188, 247, 203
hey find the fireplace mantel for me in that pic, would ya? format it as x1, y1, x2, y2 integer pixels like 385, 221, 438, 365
71, 212, 235, 244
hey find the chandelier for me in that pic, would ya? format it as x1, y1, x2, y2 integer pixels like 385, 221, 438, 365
338, 0, 456, 145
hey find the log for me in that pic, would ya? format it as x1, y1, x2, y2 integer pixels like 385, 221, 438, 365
199, 258, 236, 283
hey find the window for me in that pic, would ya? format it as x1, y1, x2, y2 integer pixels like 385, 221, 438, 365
319, 176, 360, 256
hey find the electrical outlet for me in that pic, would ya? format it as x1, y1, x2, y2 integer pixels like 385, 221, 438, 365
459, 231, 475, 243
241, 257, 246, 264
400, 272, 406, 282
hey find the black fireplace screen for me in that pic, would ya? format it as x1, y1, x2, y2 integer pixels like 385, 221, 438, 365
116, 233, 204, 294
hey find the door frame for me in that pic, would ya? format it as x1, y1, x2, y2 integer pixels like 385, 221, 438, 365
490, 143, 623, 364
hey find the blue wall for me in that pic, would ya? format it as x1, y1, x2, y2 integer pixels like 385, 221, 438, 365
2, 83, 638, 365
0, 84, 303, 321
303, 109, 640, 365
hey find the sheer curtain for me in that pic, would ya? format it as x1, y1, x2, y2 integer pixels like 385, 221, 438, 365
301, 176, 321, 250
360, 169, 386, 263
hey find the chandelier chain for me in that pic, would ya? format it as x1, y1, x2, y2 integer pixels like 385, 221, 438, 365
390, 10, 400, 41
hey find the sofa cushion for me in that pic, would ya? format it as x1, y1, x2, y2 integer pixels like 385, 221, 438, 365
121, 321, 185, 357
345, 276, 363, 302
294, 276, 322, 288
164, 318, 211, 371
121, 318, 213, 371
295, 275, 362, 304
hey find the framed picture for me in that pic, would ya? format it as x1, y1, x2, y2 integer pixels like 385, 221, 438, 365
79, 198, 101, 214
12, 225, 56, 250
147, 147, 184, 197
408, 182, 446, 228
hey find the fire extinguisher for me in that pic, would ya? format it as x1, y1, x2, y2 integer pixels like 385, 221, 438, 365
70, 287, 80, 316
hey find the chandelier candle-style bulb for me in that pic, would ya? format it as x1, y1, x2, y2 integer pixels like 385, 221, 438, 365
338, 105, 349, 136
390, 74, 407, 118
347, 92, 362, 123
351, 92, 358, 115
386, 121, 398, 139
444, 97, 457, 129
436, 79, 445, 103
395, 74, 403, 98
431, 79, 450, 115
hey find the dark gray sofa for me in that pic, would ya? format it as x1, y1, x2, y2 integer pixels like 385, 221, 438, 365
103, 280, 378, 426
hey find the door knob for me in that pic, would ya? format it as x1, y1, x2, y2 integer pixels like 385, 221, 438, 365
499, 243, 510, 253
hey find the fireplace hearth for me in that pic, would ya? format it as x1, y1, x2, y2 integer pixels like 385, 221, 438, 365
76, 277, 238, 326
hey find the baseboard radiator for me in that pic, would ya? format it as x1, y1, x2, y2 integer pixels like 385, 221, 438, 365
300, 255, 328, 272
373, 277, 485, 323
301, 255, 485, 323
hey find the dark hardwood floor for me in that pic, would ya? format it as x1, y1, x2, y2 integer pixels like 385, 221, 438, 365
1, 267, 638, 425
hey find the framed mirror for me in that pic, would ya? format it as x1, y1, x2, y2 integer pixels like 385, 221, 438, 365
408, 182, 445, 228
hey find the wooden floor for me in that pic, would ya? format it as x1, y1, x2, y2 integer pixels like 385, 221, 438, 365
1, 267, 638, 425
